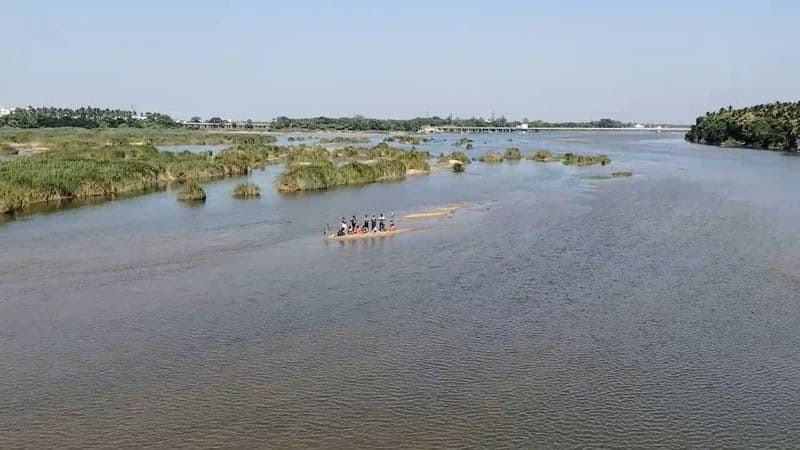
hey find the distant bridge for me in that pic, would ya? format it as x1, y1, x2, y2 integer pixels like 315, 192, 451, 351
422, 125, 690, 134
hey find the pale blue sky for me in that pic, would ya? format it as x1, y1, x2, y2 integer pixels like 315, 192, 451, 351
1, 0, 797, 123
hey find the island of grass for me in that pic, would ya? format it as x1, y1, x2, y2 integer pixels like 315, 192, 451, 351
685, 102, 799, 151
478, 151, 504, 163
178, 182, 206, 201
612, 171, 632, 177
384, 135, 428, 145
528, 149, 560, 162
0, 132, 285, 214
319, 136, 371, 144
504, 147, 522, 160
525, 149, 610, 166
276, 148, 430, 192
233, 181, 261, 198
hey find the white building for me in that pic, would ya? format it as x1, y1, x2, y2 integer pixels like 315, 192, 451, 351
0, 106, 11, 117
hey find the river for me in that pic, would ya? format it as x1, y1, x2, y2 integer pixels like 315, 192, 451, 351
1, 132, 799, 447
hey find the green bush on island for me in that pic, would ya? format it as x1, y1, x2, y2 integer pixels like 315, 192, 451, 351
178, 182, 206, 201
452, 161, 465, 173
0, 137, 285, 214
384, 135, 426, 145
612, 171, 632, 177
528, 149, 560, 162
479, 151, 504, 163
465, 143, 473, 150
437, 151, 470, 165
372, 159, 408, 180
685, 102, 800, 151
561, 153, 610, 166
319, 136, 371, 144
276, 160, 338, 192
504, 147, 522, 160
232, 181, 261, 198
335, 162, 378, 185
276, 149, 431, 193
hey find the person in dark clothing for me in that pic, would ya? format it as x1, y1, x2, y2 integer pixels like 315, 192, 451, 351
351, 215, 357, 230
363, 214, 370, 230
378, 213, 386, 231
371, 215, 377, 232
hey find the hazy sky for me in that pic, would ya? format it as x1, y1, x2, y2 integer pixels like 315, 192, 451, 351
2, 0, 798, 123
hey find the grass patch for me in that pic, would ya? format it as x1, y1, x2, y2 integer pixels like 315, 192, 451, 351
612, 171, 632, 177
528, 149, 559, 162
0, 137, 282, 214
452, 161, 465, 173
561, 153, 610, 166
437, 151, 470, 165
504, 147, 522, 160
319, 136, 371, 144
233, 181, 261, 198
479, 151, 504, 163
178, 182, 206, 201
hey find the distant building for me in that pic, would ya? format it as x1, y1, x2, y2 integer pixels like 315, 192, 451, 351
0, 106, 11, 117
515, 123, 529, 130
634, 123, 645, 129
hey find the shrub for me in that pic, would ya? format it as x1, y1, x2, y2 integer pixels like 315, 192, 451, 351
452, 161, 465, 173
276, 160, 337, 192
438, 151, 470, 165
178, 182, 206, 201
528, 149, 559, 162
479, 151, 503, 163
612, 171, 632, 177
504, 147, 522, 160
561, 153, 610, 166
233, 181, 261, 198
335, 162, 378, 185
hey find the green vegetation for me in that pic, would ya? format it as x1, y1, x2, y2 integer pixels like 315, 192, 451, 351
233, 181, 261, 198
178, 182, 206, 201
0, 106, 178, 128
685, 102, 800, 150
504, 147, 522, 160
383, 134, 428, 145
528, 149, 560, 162
319, 136, 371, 144
479, 151, 504, 163
452, 137, 474, 147
0, 133, 284, 214
612, 171, 632, 177
561, 153, 610, 166
271, 115, 636, 132
438, 151, 470, 165
0, 127, 276, 147
275, 147, 431, 193
452, 162, 465, 173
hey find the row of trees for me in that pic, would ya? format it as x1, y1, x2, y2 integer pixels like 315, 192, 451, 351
685, 102, 800, 150
270, 115, 632, 131
0, 107, 178, 129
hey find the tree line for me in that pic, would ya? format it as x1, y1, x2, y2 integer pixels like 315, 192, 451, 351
685, 102, 800, 150
270, 115, 632, 131
0, 107, 178, 129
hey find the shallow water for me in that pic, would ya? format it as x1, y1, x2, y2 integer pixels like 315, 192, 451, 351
2, 132, 800, 447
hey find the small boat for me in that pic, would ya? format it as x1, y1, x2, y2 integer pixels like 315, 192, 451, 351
324, 229, 404, 241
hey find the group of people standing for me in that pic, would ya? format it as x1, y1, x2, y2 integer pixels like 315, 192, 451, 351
333, 213, 396, 236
